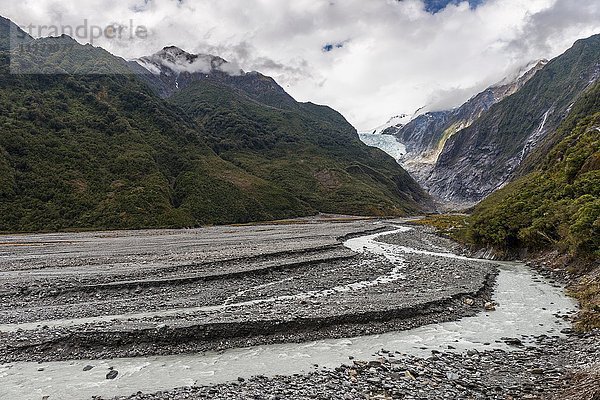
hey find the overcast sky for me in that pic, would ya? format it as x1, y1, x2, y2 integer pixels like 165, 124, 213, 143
3, 0, 600, 130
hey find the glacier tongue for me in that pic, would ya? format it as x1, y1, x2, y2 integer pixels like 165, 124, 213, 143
358, 114, 412, 161
359, 133, 407, 161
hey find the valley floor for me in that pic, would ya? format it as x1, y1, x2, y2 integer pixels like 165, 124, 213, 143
0, 217, 495, 363
0, 217, 596, 399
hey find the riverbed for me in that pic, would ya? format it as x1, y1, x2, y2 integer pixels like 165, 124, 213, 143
0, 223, 577, 400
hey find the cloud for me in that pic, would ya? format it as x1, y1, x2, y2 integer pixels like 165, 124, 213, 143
505, 1, 600, 57
2, 0, 600, 130
144, 49, 213, 75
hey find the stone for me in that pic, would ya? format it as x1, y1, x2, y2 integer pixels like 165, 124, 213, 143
530, 368, 544, 375
503, 338, 523, 346
106, 370, 119, 380
446, 372, 459, 381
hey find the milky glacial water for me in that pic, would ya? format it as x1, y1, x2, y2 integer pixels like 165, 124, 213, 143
0, 227, 577, 400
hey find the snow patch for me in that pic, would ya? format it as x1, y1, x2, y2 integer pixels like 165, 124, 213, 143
135, 58, 162, 75
361, 114, 411, 135
134, 46, 243, 78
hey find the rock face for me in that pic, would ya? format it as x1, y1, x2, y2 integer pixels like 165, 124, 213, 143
426, 34, 600, 205
367, 35, 600, 207
388, 110, 452, 182
386, 60, 547, 185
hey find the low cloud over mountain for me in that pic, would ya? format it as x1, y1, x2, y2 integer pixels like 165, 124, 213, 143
3, 0, 600, 130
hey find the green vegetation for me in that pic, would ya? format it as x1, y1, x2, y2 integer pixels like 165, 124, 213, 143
170, 79, 431, 217
411, 214, 469, 243
0, 23, 430, 232
0, 51, 309, 231
469, 82, 600, 259
419, 81, 600, 331
568, 274, 600, 332
468, 82, 600, 330
0, 16, 32, 51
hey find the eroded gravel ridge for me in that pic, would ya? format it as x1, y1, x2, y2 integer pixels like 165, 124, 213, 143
0, 220, 497, 363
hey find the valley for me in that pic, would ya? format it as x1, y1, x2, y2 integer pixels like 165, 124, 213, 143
0, 6, 598, 400
362, 35, 599, 207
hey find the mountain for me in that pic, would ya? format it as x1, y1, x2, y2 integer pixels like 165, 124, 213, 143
467, 81, 599, 329
426, 35, 600, 204
0, 16, 32, 51
0, 38, 311, 231
0, 31, 431, 232
470, 80, 600, 256
363, 60, 547, 184
131, 47, 432, 216
131, 47, 299, 110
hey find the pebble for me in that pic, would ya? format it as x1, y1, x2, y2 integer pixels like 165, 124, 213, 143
106, 370, 119, 380
99, 331, 600, 400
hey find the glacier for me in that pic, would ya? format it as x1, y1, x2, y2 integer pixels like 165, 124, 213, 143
358, 132, 407, 161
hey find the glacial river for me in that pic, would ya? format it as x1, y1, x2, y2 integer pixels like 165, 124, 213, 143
0, 227, 577, 400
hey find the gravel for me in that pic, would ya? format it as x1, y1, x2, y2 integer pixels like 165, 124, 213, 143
2, 217, 597, 399
0, 219, 495, 363
102, 331, 600, 400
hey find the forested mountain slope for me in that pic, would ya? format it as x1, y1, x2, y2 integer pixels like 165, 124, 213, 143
169, 79, 431, 216
0, 19, 432, 232
468, 81, 600, 329
470, 81, 599, 258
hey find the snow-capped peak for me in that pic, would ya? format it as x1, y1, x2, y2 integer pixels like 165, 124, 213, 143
134, 46, 243, 77
361, 114, 412, 135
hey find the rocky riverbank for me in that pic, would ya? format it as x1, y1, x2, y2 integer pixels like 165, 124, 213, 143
410, 214, 599, 334
102, 330, 599, 400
